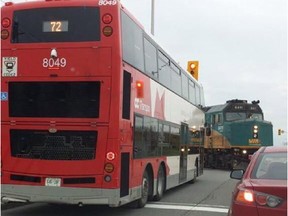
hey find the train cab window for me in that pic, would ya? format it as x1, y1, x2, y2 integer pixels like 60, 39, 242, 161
212, 114, 222, 124
212, 115, 216, 124
217, 114, 223, 124
249, 113, 263, 120
226, 112, 246, 121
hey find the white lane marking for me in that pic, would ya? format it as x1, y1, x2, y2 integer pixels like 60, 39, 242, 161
145, 203, 229, 213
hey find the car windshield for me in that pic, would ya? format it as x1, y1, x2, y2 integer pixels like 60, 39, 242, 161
252, 152, 287, 180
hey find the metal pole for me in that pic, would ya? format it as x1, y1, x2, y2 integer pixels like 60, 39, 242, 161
151, 0, 155, 35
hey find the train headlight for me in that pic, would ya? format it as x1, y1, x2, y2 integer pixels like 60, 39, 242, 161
253, 125, 259, 138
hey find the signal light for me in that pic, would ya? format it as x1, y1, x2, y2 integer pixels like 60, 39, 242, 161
236, 189, 254, 204
104, 163, 114, 173
2, 18, 11, 28
236, 189, 282, 208
103, 26, 113, 37
102, 14, 113, 24
104, 175, 112, 182
253, 134, 258, 138
106, 152, 116, 161
187, 61, 199, 80
5, 2, 13, 6
1, 30, 9, 40
136, 81, 144, 98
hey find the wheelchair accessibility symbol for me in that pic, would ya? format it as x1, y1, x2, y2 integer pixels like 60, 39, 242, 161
1, 92, 8, 101
2, 57, 17, 77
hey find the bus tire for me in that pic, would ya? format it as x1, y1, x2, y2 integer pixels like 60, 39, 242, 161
135, 170, 149, 208
153, 165, 165, 201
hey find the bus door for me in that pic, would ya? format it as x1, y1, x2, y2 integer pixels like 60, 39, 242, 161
179, 123, 189, 183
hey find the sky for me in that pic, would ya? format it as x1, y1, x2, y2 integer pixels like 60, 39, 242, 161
1, 0, 287, 145
120, 0, 287, 146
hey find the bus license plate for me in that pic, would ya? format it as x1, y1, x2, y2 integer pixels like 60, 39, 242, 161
45, 178, 61, 187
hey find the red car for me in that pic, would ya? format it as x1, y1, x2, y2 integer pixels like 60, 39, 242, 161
228, 146, 287, 216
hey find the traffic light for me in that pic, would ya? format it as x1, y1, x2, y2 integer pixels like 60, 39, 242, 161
278, 129, 282, 135
187, 61, 199, 80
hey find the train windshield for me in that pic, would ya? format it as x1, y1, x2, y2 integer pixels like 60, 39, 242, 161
226, 112, 263, 121
248, 113, 263, 120
12, 7, 100, 43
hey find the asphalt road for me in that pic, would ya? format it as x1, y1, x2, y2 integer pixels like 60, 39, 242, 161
1, 169, 239, 216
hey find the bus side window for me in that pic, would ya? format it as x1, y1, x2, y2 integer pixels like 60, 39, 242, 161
144, 38, 158, 78
134, 116, 144, 158
122, 71, 131, 120
158, 51, 171, 89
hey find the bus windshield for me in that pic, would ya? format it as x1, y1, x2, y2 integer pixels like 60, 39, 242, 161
12, 7, 100, 43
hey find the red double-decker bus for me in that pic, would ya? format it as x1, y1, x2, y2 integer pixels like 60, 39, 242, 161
1, 0, 205, 208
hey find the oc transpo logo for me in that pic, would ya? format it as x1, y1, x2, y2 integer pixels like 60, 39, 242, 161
2, 57, 17, 77
134, 98, 151, 113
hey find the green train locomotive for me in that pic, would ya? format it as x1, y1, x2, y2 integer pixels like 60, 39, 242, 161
203, 99, 273, 169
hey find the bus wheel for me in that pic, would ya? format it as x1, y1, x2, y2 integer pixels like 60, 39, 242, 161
153, 165, 165, 201
136, 170, 149, 208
